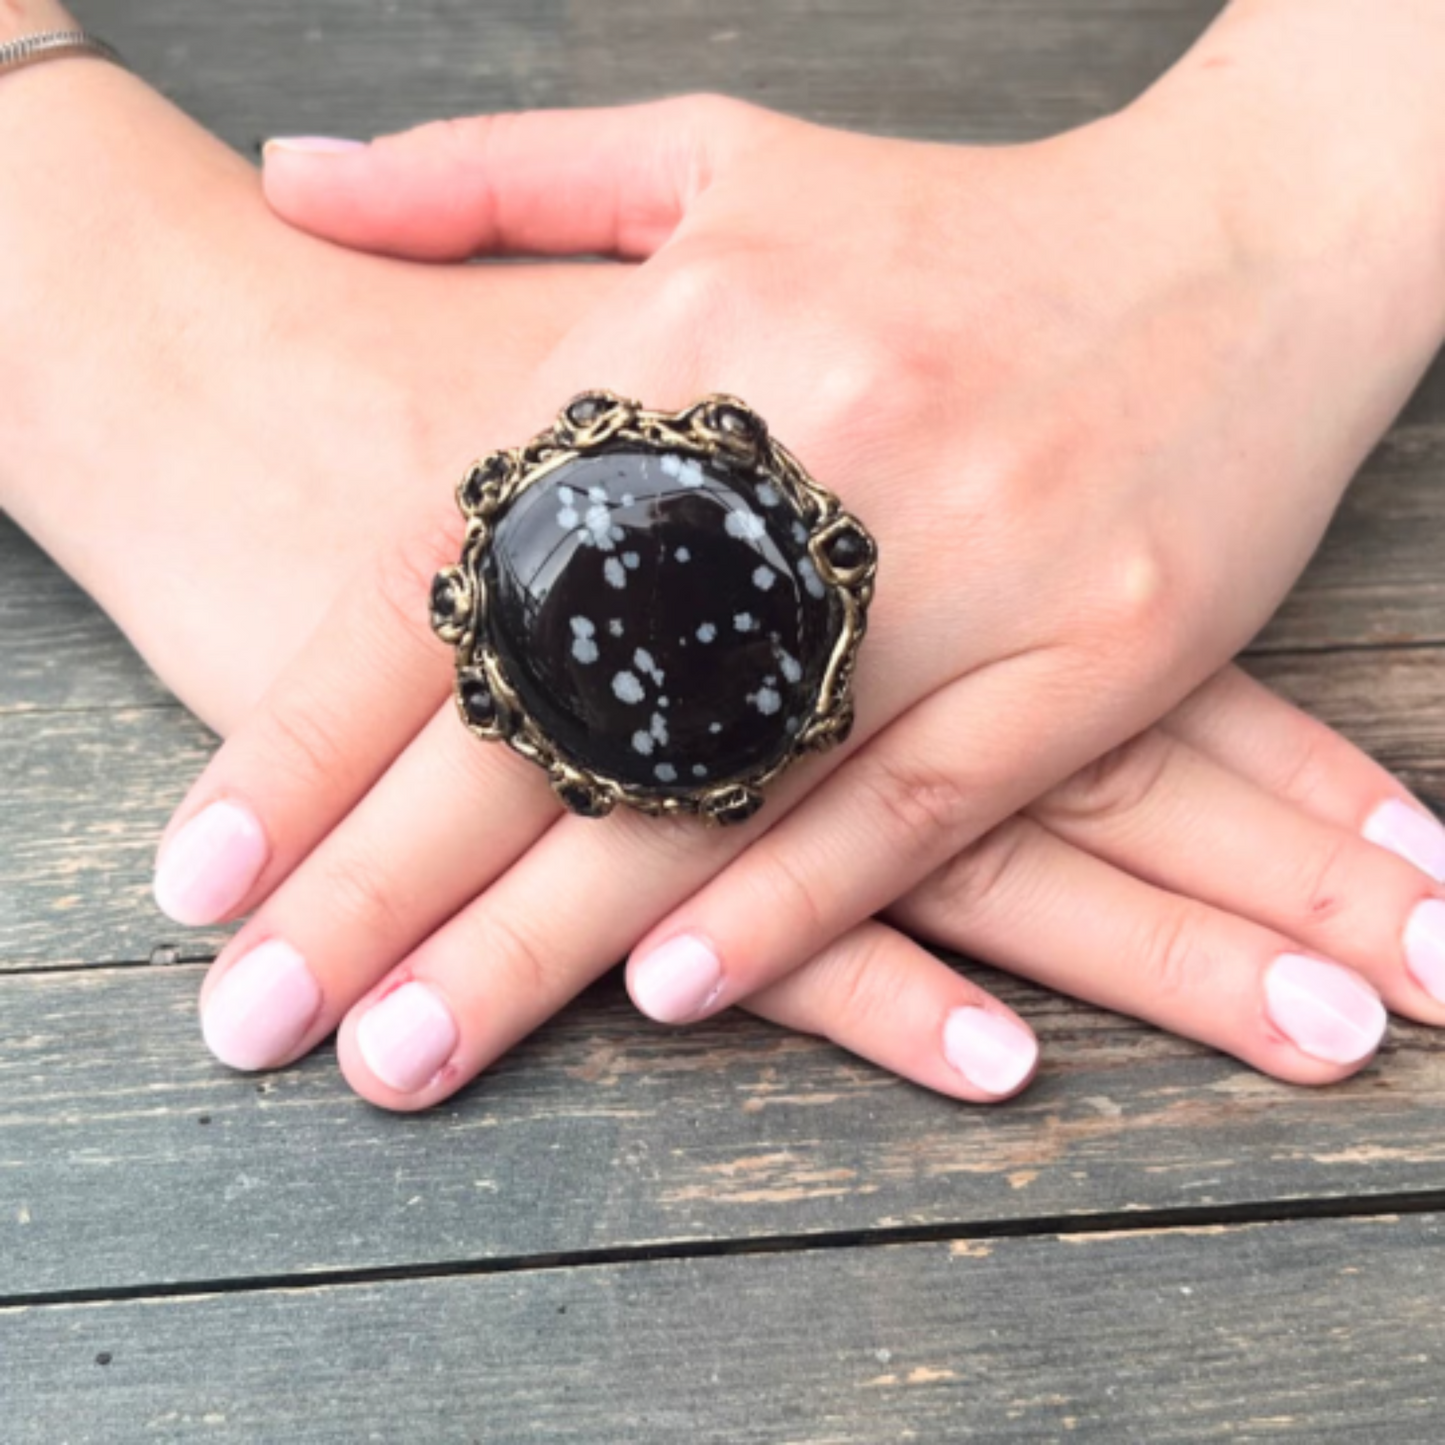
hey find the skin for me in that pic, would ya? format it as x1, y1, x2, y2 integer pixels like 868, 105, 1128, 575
4, 1, 1445, 1108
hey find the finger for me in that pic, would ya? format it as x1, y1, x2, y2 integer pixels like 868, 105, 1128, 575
1164, 665, 1445, 880
261, 95, 776, 262
152, 514, 460, 927
620, 644, 1130, 1026
887, 816, 1387, 1085
1028, 727, 1445, 1024
193, 704, 560, 1074
741, 919, 1040, 1102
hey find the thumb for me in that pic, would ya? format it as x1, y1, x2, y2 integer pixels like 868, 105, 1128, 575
260, 94, 766, 262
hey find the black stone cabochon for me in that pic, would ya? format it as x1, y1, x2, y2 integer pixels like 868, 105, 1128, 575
480, 446, 842, 797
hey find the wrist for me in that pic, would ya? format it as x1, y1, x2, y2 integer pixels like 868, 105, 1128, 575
1123, 0, 1445, 338
0, 1, 76, 44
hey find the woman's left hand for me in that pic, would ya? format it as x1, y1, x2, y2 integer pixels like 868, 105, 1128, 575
159, 13, 1445, 1108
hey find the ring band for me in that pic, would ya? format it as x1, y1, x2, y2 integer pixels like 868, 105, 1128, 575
430, 392, 877, 825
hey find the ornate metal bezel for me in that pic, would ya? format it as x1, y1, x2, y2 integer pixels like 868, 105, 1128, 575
428, 390, 877, 825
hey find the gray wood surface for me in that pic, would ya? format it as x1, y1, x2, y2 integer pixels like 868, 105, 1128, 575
4, 1214, 1442, 1444
5, 0, 1445, 1440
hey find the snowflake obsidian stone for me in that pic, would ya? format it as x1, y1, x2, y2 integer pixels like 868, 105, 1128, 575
430, 392, 877, 824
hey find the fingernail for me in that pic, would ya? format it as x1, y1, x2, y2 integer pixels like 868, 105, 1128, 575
1264, 953, 1387, 1065
1364, 799, 1445, 882
629, 934, 724, 1023
356, 982, 458, 1094
201, 939, 321, 1072
1405, 898, 1445, 1003
942, 1007, 1038, 1096
154, 799, 268, 926
263, 135, 367, 156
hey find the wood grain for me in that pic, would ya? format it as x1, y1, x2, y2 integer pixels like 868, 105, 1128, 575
5, 953, 1445, 1298
4, 1214, 1442, 1443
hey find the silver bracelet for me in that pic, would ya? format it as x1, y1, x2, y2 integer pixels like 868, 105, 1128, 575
0, 28, 124, 77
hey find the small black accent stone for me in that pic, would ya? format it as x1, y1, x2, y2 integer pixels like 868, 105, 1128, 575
197, 1114, 211, 1126
430, 573, 458, 619
96, 1353, 113, 1367
567, 394, 609, 426
461, 677, 496, 726
715, 404, 761, 441
556, 781, 607, 816
823, 526, 869, 571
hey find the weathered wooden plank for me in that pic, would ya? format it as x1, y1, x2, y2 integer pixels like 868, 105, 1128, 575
0, 519, 173, 715
75, 0, 1219, 148
0, 705, 232, 970
4, 951, 1445, 1298
3, 1214, 1441, 1443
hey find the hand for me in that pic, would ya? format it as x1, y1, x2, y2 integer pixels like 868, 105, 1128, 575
151, 2, 1445, 1107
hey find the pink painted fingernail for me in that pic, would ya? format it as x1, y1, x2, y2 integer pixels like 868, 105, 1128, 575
629, 934, 723, 1024
1264, 954, 1387, 1064
1404, 898, 1445, 1003
942, 1008, 1038, 1096
154, 800, 268, 926
263, 135, 367, 155
356, 982, 458, 1094
1364, 799, 1445, 882
201, 939, 321, 1072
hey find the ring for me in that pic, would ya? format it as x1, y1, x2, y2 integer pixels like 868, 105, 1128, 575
429, 391, 877, 825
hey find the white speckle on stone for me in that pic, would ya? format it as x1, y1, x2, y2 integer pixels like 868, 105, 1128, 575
634, 648, 664, 684
655, 763, 678, 783
675, 546, 691, 563
623, 551, 640, 570
784, 715, 800, 733
661, 454, 682, 477
752, 686, 782, 715
584, 503, 616, 549
588, 485, 608, 503
763, 674, 777, 687
612, 671, 645, 704
709, 721, 723, 734
608, 618, 624, 637
792, 521, 809, 545
631, 730, 654, 756
725, 507, 765, 541
659, 696, 670, 708
692, 764, 708, 778
799, 557, 825, 598
752, 565, 776, 591
680, 460, 705, 488
757, 482, 781, 508
570, 616, 595, 637
557, 505, 579, 528
558, 485, 575, 504
734, 612, 757, 632
777, 648, 802, 683
696, 622, 717, 644
571, 637, 599, 664
604, 558, 627, 589
620, 492, 635, 507
650, 712, 669, 744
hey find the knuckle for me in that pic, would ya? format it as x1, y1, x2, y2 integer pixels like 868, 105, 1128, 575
924, 817, 1036, 920
852, 749, 971, 855
482, 909, 563, 1004
813, 927, 906, 1039
1289, 833, 1357, 933
1134, 900, 1216, 1007
254, 693, 352, 797
320, 845, 412, 942
751, 845, 831, 941
1042, 729, 1174, 828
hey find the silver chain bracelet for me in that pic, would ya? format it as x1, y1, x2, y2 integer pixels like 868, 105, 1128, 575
0, 28, 124, 77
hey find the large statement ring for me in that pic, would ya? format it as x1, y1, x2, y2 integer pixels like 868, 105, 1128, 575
429, 391, 877, 825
